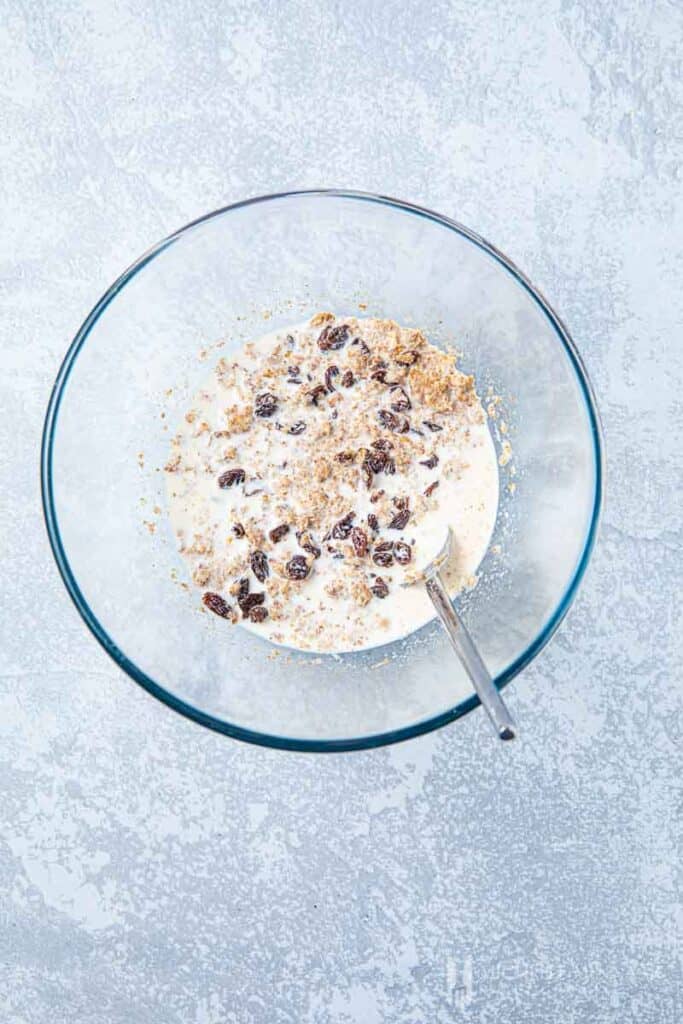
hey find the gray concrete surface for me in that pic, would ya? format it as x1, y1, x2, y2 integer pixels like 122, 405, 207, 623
1, 1, 681, 1021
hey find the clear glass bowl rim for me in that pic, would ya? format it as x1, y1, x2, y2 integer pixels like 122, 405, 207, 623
41, 188, 604, 753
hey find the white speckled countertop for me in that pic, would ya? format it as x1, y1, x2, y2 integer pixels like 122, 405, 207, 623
2, 2, 681, 1021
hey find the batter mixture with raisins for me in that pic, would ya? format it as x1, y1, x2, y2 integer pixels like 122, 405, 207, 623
165, 314, 499, 652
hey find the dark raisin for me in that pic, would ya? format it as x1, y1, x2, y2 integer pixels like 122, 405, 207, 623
423, 420, 443, 432
361, 461, 374, 489
250, 549, 269, 582
240, 592, 266, 614
331, 512, 355, 539
318, 324, 350, 351
394, 349, 419, 366
336, 450, 355, 464
369, 490, 385, 503
351, 527, 368, 558
285, 334, 295, 346
370, 361, 390, 383
237, 577, 250, 603
393, 496, 410, 510
247, 605, 268, 623
359, 340, 371, 355
365, 450, 387, 474
269, 523, 289, 544
255, 392, 278, 418
372, 541, 394, 567
307, 384, 327, 406
367, 513, 380, 532
394, 541, 412, 565
218, 467, 245, 488
424, 480, 440, 497
325, 365, 340, 392
232, 522, 245, 538
368, 449, 393, 477
287, 364, 300, 377
378, 409, 409, 433
371, 577, 389, 598
341, 370, 355, 387
388, 508, 411, 530
288, 420, 307, 435
372, 438, 393, 451
286, 555, 311, 580
420, 454, 439, 468
378, 409, 399, 431
203, 592, 232, 618
390, 387, 411, 412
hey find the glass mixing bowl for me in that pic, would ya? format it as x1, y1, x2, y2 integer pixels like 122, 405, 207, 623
42, 190, 603, 751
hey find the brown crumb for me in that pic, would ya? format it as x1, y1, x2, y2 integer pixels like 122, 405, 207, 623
193, 564, 211, 586
310, 311, 335, 326
225, 405, 253, 434
351, 580, 372, 606
325, 579, 347, 599
314, 457, 332, 482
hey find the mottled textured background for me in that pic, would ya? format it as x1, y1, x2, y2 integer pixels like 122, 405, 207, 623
2, 1, 681, 1021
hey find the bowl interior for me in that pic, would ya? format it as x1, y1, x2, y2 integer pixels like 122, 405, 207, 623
44, 192, 601, 749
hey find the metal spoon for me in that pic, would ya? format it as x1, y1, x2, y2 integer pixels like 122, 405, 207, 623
403, 527, 517, 741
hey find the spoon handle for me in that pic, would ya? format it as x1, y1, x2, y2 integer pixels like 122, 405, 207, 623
425, 573, 517, 741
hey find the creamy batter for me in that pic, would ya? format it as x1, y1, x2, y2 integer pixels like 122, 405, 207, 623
165, 314, 499, 652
